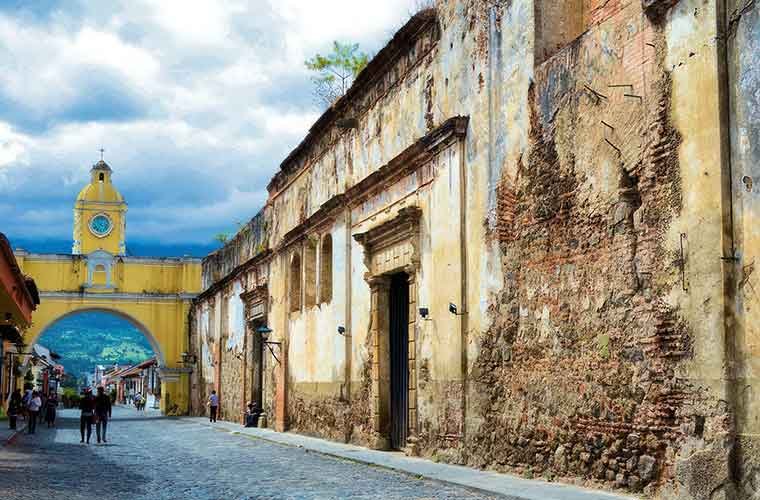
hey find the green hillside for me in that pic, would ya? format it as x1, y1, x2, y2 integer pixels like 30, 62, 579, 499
37, 312, 154, 378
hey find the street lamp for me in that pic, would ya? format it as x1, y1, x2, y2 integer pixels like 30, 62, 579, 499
449, 302, 466, 316
180, 352, 197, 364
256, 326, 282, 365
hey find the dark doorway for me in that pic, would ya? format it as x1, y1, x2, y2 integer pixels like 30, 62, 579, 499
250, 320, 264, 409
388, 272, 409, 450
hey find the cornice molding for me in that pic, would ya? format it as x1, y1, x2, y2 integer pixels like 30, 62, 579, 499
276, 116, 468, 252
195, 249, 272, 303
39, 291, 197, 302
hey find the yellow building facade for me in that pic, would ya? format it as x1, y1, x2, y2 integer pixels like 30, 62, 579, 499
15, 159, 201, 414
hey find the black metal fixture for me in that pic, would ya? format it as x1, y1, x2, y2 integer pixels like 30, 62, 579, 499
337, 326, 348, 337
419, 307, 431, 320
257, 326, 282, 364
449, 302, 466, 316
180, 352, 197, 364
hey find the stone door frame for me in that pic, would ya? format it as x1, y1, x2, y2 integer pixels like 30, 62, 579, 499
242, 285, 268, 422
354, 206, 421, 452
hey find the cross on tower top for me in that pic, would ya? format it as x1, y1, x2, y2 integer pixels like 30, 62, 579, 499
99, 148, 105, 161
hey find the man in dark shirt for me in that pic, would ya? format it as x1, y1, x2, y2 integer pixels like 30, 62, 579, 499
94, 386, 112, 444
79, 387, 95, 444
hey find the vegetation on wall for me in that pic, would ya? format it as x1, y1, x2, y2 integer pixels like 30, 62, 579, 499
305, 41, 369, 107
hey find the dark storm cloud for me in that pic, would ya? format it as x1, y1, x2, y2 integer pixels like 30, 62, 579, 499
59, 68, 151, 124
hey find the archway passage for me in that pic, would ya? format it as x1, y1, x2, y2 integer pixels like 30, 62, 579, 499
14, 250, 201, 414
37, 311, 158, 400
21, 298, 194, 415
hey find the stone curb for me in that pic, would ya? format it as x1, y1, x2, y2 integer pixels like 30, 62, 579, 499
187, 418, 636, 500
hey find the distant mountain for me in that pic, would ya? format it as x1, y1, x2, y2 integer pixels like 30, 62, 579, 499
6, 237, 219, 257
37, 311, 154, 378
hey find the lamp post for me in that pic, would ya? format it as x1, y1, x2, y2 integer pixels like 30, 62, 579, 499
256, 326, 282, 365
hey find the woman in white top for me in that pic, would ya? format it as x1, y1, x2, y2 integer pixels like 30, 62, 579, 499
27, 391, 42, 434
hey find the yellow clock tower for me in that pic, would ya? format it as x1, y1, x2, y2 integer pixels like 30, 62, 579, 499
14, 153, 202, 414
72, 159, 127, 256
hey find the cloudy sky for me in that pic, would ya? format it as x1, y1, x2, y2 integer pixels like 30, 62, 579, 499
0, 0, 416, 256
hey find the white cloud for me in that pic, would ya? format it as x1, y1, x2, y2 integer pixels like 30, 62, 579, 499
0, 0, 419, 253
0, 123, 29, 168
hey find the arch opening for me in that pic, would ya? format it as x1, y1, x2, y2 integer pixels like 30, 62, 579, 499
32, 309, 164, 398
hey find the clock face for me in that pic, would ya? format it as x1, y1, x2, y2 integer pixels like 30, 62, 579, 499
89, 214, 113, 237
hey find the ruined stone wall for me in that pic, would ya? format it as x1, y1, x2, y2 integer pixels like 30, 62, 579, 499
202, 209, 269, 289
218, 280, 246, 422
187, 0, 749, 497
191, 253, 271, 422
267, 14, 440, 248
188, 309, 204, 416
462, 0, 738, 497
267, 0, 531, 453
190, 301, 216, 417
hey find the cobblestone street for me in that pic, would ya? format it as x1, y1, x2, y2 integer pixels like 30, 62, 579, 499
0, 407, 495, 500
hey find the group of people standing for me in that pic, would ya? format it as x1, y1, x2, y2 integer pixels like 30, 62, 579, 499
6, 388, 58, 434
77, 386, 112, 444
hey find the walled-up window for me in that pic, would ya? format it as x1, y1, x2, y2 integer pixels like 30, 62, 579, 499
290, 253, 302, 313
534, 0, 584, 65
304, 240, 317, 307
320, 235, 333, 304
92, 264, 107, 286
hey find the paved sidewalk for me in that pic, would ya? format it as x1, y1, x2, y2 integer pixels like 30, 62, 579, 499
187, 418, 634, 500
0, 421, 26, 446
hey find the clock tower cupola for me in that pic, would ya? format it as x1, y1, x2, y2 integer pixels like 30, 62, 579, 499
72, 157, 127, 256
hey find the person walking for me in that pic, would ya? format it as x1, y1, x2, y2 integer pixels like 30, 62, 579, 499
7, 389, 22, 430
38, 391, 47, 425
21, 387, 32, 423
134, 392, 143, 411
26, 391, 41, 434
45, 393, 58, 428
94, 386, 112, 444
207, 390, 219, 423
79, 388, 95, 444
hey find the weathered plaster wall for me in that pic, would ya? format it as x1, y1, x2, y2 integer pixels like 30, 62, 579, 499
219, 280, 245, 422
202, 210, 268, 289
275, 0, 506, 449
188, 0, 754, 496
285, 223, 356, 442
728, 0, 760, 497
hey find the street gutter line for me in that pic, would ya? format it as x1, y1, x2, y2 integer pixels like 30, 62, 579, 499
190, 419, 634, 500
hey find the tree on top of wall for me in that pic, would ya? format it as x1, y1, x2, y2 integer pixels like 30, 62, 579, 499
305, 41, 370, 107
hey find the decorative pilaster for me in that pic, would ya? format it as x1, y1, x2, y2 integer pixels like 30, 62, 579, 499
275, 342, 288, 432
405, 267, 420, 456
367, 275, 391, 450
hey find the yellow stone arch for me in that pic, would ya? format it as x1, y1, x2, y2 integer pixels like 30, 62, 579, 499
15, 252, 201, 414
12, 158, 202, 413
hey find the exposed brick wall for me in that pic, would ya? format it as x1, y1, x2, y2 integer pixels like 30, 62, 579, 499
286, 346, 375, 447
219, 345, 245, 423
465, 3, 725, 495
